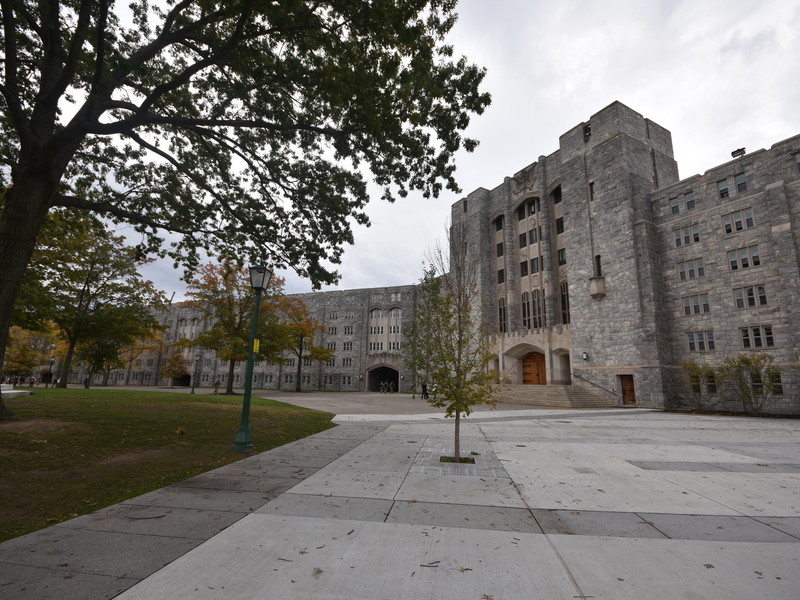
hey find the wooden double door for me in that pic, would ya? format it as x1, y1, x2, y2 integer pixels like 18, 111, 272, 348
522, 352, 546, 385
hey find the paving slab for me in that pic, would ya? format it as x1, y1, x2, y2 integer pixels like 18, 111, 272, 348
113, 515, 579, 600
386, 500, 542, 532
755, 516, 800, 538
638, 512, 799, 542
122, 485, 272, 513
549, 535, 800, 600
176, 472, 300, 494
0, 562, 137, 600
532, 509, 668, 538
256, 493, 394, 521
395, 472, 525, 507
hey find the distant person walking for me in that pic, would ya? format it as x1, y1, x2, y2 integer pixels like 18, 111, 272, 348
421, 382, 429, 400
213, 379, 221, 395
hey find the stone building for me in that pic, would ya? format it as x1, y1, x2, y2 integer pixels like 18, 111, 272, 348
74, 101, 800, 412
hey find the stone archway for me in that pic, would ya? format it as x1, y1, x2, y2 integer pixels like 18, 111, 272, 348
522, 352, 546, 384
368, 366, 399, 392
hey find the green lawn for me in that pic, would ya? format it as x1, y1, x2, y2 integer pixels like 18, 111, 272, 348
0, 388, 335, 542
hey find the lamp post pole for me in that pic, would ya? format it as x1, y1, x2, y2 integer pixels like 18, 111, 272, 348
233, 266, 273, 453
190, 352, 200, 394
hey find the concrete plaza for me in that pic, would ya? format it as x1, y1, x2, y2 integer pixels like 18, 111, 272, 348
1, 391, 798, 599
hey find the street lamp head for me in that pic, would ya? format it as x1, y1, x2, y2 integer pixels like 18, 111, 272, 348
249, 265, 274, 291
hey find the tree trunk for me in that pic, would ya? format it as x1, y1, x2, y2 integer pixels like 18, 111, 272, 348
454, 409, 461, 463
294, 336, 304, 392
57, 338, 79, 388
226, 359, 236, 394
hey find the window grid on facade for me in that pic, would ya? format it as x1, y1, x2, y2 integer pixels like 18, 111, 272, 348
497, 242, 504, 257
687, 330, 715, 352
528, 198, 539, 216
369, 326, 383, 335
735, 173, 747, 193
560, 281, 570, 324
326, 342, 336, 350
521, 292, 531, 329
519, 232, 526, 247
674, 224, 700, 247
497, 269, 505, 284
678, 258, 705, 280
682, 294, 710, 315
328, 326, 337, 335
495, 215, 504, 231
685, 191, 695, 210
728, 245, 760, 271
734, 285, 767, 309
557, 248, 566, 265
722, 208, 754, 234
389, 307, 402, 318
555, 217, 564, 234
388, 341, 401, 350
369, 342, 384, 351
532, 290, 544, 329
529, 228, 538, 244
669, 197, 679, 215
717, 179, 729, 198
498, 298, 507, 333
343, 341, 353, 351
517, 205, 526, 221
520, 261, 528, 277
740, 325, 774, 349
342, 357, 352, 367
389, 324, 401, 334
344, 325, 354, 335
530, 257, 540, 273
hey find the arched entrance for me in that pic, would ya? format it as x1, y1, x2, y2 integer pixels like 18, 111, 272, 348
368, 367, 399, 392
522, 352, 546, 384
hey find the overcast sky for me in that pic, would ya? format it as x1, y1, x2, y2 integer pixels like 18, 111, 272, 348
146, 0, 800, 300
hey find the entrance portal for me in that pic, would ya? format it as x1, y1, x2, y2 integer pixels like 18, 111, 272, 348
368, 367, 399, 392
620, 375, 636, 405
522, 352, 546, 384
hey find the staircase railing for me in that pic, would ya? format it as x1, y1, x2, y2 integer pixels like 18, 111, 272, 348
572, 372, 616, 398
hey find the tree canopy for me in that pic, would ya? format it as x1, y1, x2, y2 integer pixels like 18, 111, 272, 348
0, 1, 490, 387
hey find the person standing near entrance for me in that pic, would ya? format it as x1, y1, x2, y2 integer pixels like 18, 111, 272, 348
421, 382, 429, 399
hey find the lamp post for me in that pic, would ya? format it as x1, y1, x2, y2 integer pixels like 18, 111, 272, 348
190, 352, 200, 394
46, 355, 55, 388
233, 265, 273, 453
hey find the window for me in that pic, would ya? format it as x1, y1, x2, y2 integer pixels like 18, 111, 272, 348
328, 326, 337, 335
735, 173, 747, 193
527, 198, 539, 216
532, 290, 545, 329
707, 374, 717, 394
589, 182, 595, 201
673, 224, 700, 247
560, 281, 570, 324
344, 325, 354, 335
682, 294, 710, 315
685, 191, 695, 210
264, 374, 273, 384
284, 374, 294, 384
390, 292, 402, 301
519, 232, 526, 247
557, 248, 566, 265
369, 342, 384, 351
286, 358, 296, 367
389, 307, 402, 318
344, 311, 354, 319
325, 358, 335, 367
734, 285, 767, 309
303, 358, 313, 367
343, 341, 353, 351
521, 292, 531, 329
795, 153, 800, 173
326, 342, 336, 350
530, 257, 540, 274
498, 298, 507, 332
303, 374, 312, 384
497, 242, 504, 257
722, 208, 754, 234
594, 255, 602, 277
740, 325, 774, 349
717, 179, 729, 199
555, 217, 564, 234
728, 245, 760, 271
669, 197, 679, 215
388, 341, 401, 351
687, 330, 715, 352
520, 261, 528, 277
389, 324, 401, 334
678, 258, 705, 280
771, 373, 784, 395
369, 326, 383, 335
552, 186, 562, 204
494, 215, 504, 231
343, 376, 352, 386
517, 205, 526, 221
342, 357, 352, 367
328, 311, 338, 320
370, 293, 383, 303
370, 308, 383, 319
529, 228, 538, 244
497, 269, 505, 284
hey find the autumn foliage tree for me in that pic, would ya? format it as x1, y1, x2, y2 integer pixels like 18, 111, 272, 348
278, 297, 333, 392
0, 1, 490, 399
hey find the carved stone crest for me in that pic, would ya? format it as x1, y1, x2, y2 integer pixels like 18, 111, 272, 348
512, 162, 537, 196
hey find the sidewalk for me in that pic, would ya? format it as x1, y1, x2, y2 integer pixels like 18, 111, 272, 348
1, 401, 799, 599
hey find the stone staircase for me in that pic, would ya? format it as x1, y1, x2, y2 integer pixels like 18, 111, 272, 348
494, 384, 616, 408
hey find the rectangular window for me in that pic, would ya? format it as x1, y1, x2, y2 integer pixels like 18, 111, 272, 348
369, 326, 383, 335
498, 298, 507, 333
519, 232, 526, 247
669, 197, 679, 215
589, 182, 595, 201
369, 342, 384, 351
495, 215, 504, 231
344, 325, 354, 335
328, 312, 338, 320
326, 358, 335, 367
735, 173, 747, 193
389, 324, 401, 334
771, 372, 783, 395
517, 205, 526, 221
678, 258, 705, 281
343, 341, 353, 351
722, 208, 754, 234
556, 217, 564, 234
728, 245, 761, 271
520, 260, 528, 277
552, 187, 562, 204
674, 224, 699, 247
528, 198, 539, 216
687, 330, 715, 352
496, 242, 504, 257
558, 248, 566, 265
530, 257, 540, 274
342, 357, 352, 367
326, 342, 336, 350
328, 326, 337, 335
740, 325, 775, 349
717, 179, 729, 198
388, 341, 401, 351
685, 191, 695, 210
497, 269, 505, 284
682, 294, 710, 315
529, 228, 538, 244
734, 285, 767, 309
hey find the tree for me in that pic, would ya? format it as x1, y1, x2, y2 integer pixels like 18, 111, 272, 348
681, 360, 724, 411
0, 1, 491, 398
278, 296, 332, 392
719, 353, 783, 414
161, 347, 189, 388
181, 263, 288, 395
404, 227, 496, 462
3, 326, 52, 378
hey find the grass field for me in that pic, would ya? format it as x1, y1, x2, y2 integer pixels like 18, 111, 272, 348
0, 388, 335, 542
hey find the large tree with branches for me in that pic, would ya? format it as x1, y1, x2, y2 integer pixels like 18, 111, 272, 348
0, 0, 490, 393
